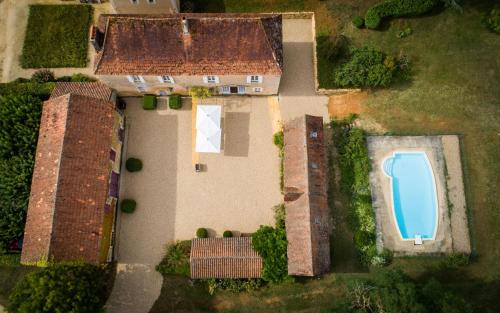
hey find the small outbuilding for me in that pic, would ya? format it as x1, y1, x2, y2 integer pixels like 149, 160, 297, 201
190, 237, 262, 279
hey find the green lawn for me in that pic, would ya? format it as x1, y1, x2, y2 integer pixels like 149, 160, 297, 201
21, 5, 92, 68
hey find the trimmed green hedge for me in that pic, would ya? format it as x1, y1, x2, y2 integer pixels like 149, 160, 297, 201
223, 230, 233, 238
125, 158, 143, 172
120, 199, 136, 214
196, 228, 208, 238
168, 95, 182, 109
21, 5, 92, 68
156, 241, 191, 276
365, 0, 439, 29
143, 94, 157, 110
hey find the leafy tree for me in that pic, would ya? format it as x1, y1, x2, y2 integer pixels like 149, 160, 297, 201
0, 94, 42, 251
346, 270, 472, 313
334, 47, 395, 87
8, 263, 109, 313
252, 224, 288, 283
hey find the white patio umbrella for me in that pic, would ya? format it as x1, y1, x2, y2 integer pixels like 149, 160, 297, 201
196, 105, 221, 136
195, 128, 222, 153
195, 105, 222, 153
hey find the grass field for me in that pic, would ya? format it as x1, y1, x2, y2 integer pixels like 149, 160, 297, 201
20, 5, 92, 68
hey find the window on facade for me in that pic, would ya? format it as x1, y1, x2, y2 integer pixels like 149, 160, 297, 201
206, 75, 218, 83
159, 75, 174, 83
221, 86, 230, 94
253, 87, 263, 93
128, 75, 143, 84
130, 0, 139, 4
137, 86, 146, 93
147, 0, 155, 3
249, 75, 262, 83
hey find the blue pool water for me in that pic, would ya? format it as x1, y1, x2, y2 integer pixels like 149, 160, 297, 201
383, 152, 438, 240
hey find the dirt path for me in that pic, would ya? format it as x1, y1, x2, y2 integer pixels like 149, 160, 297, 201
0, 0, 114, 83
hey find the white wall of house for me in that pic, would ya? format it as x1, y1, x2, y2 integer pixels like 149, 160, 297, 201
110, 0, 179, 14
98, 74, 281, 96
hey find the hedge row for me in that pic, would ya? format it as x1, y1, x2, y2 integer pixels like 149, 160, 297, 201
365, 0, 439, 29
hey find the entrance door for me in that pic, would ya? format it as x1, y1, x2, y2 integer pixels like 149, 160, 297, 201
230, 86, 238, 94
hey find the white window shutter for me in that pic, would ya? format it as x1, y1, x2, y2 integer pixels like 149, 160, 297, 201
258, 76, 263, 83
246, 76, 252, 83
139, 76, 146, 83
127, 75, 134, 83
157, 76, 164, 83
214, 76, 220, 84
203, 76, 208, 84
170, 76, 175, 84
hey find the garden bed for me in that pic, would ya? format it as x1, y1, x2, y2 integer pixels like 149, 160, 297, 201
20, 5, 92, 68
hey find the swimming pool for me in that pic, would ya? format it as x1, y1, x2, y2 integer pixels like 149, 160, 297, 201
382, 151, 438, 241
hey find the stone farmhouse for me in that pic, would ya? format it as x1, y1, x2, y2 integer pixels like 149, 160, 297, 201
21, 83, 124, 265
91, 13, 283, 96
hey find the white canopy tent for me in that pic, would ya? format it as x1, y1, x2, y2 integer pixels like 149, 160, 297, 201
195, 105, 222, 153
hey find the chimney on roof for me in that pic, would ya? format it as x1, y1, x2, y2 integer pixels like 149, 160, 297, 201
182, 17, 189, 35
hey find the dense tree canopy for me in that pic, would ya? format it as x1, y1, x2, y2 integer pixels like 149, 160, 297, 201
8, 263, 108, 313
0, 94, 42, 251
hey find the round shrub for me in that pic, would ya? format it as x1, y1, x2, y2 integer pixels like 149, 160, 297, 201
196, 228, 208, 238
121, 199, 136, 213
223, 230, 233, 238
365, 9, 382, 29
31, 69, 55, 83
352, 16, 365, 28
168, 95, 182, 109
126, 158, 143, 172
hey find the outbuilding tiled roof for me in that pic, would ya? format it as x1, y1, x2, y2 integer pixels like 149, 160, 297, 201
50, 82, 113, 101
21, 89, 116, 264
94, 13, 283, 76
190, 237, 262, 279
283, 115, 331, 276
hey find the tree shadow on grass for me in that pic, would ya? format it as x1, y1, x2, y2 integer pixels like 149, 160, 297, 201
149, 276, 214, 313
183, 0, 226, 13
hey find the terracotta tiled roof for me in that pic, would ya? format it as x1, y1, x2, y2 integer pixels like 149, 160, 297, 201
283, 115, 331, 276
94, 13, 283, 76
21, 90, 116, 264
190, 237, 262, 279
50, 82, 113, 101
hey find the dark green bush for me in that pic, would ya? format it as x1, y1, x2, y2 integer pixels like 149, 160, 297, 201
365, 0, 439, 29
8, 263, 108, 313
31, 69, 55, 83
352, 16, 365, 28
251, 209, 289, 283
273, 131, 284, 150
120, 199, 136, 214
0, 94, 42, 251
125, 158, 143, 172
334, 47, 396, 87
168, 94, 182, 109
486, 7, 500, 34
143, 94, 157, 110
156, 241, 191, 276
70, 73, 96, 82
196, 228, 208, 238
206, 278, 263, 295
223, 230, 233, 238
